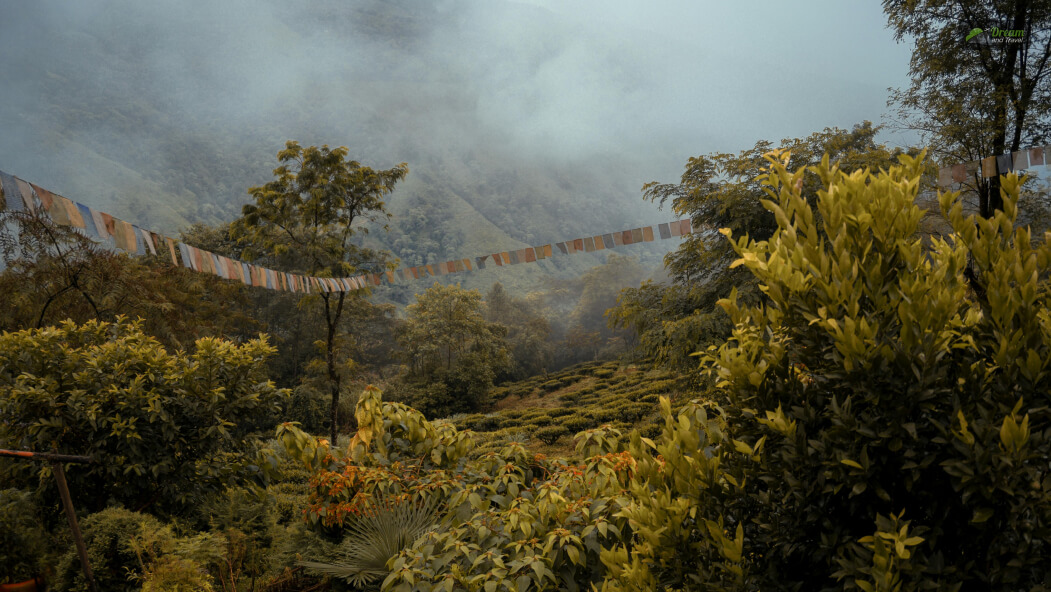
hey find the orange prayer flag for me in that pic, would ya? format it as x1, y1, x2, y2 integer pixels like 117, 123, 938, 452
166, 238, 179, 266
30, 183, 53, 211
981, 156, 997, 178
544, 244, 552, 257
642, 226, 655, 242
63, 197, 86, 228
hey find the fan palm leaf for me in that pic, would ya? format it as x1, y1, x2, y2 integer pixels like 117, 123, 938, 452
299, 491, 441, 587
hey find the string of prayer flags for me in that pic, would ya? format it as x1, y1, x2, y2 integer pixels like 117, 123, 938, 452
939, 144, 1051, 189
0, 168, 696, 293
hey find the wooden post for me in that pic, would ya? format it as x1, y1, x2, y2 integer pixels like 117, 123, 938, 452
50, 462, 99, 592
0, 450, 98, 592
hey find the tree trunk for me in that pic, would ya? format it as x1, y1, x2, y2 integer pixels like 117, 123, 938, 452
323, 293, 346, 446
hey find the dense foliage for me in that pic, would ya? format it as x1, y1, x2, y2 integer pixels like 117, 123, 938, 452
610, 123, 916, 371
260, 154, 1051, 592
701, 153, 1051, 589
395, 283, 512, 417
0, 318, 287, 514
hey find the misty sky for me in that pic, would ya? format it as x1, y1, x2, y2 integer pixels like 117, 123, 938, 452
0, 0, 916, 228
508, 0, 916, 154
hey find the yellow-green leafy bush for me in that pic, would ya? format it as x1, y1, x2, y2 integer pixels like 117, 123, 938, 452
0, 318, 288, 513
697, 153, 1051, 589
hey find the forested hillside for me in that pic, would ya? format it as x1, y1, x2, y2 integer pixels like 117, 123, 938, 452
0, 0, 675, 298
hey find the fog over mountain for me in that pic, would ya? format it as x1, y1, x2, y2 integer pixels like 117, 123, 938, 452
0, 0, 913, 294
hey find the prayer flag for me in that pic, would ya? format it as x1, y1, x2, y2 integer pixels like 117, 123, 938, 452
524, 248, 536, 263
592, 236, 605, 251
166, 238, 179, 266
509, 250, 520, 265
573, 238, 584, 252
1030, 147, 1045, 166
621, 230, 634, 244
997, 153, 1013, 174
463, 258, 472, 271
613, 232, 624, 246
386, 270, 395, 283
584, 237, 595, 252
77, 204, 100, 237
544, 244, 553, 257
937, 166, 953, 187
601, 234, 614, 249
100, 213, 116, 237
534, 246, 547, 259
1013, 150, 1029, 170
0, 172, 22, 212
475, 256, 488, 270
29, 183, 53, 214
1044, 145, 1051, 166
681, 218, 692, 234
556, 242, 568, 255
141, 228, 157, 255
501, 252, 511, 265
631, 228, 644, 243
643, 226, 655, 242
62, 197, 85, 228
426, 264, 435, 275
38, 186, 69, 225
951, 164, 967, 183
658, 222, 671, 239
15, 178, 37, 213
981, 156, 997, 178
179, 243, 194, 269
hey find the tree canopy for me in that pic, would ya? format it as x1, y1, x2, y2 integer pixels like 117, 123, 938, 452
232, 141, 407, 443
397, 282, 511, 417
611, 123, 912, 370
884, 0, 1051, 216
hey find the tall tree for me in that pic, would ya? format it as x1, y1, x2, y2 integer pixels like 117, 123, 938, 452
232, 141, 407, 444
884, 0, 1051, 216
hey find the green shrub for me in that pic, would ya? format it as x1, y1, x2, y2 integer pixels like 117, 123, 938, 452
0, 489, 51, 584
546, 408, 574, 418
687, 156, 1051, 589
472, 414, 503, 432
561, 414, 598, 434
616, 402, 654, 422
0, 319, 288, 513
535, 425, 570, 445
282, 385, 330, 436
593, 368, 616, 379
521, 413, 553, 427
55, 507, 166, 592
559, 391, 582, 404
540, 380, 563, 392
